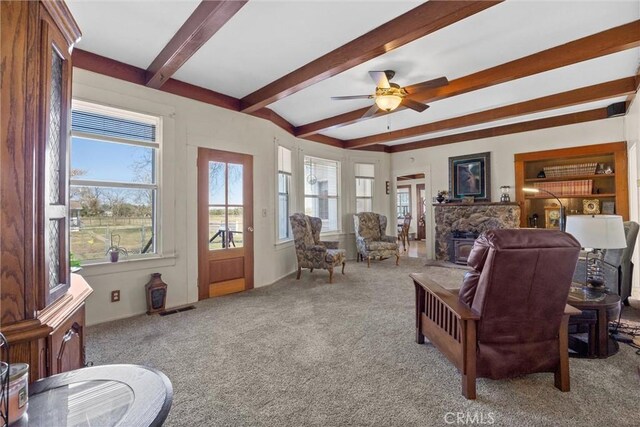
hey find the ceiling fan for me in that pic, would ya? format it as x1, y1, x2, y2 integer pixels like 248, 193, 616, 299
331, 70, 448, 118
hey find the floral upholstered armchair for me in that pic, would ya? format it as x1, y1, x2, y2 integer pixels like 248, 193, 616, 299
353, 212, 400, 267
289, 213, 346, 283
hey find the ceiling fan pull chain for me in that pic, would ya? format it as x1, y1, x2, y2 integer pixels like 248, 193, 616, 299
387, 114, 391, 131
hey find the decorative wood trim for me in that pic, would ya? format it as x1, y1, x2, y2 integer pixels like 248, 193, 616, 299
296, 20, 640, 137
304, 134, 344, 149
249, 108, 295, 134
37, 274, 93, 330
345, 77, 636, 148
354, 144, 392, 153
160, 78, 240, 111
145, 1, 248, 89
73, 49, 147, 84
40, 0, 81, 50
240, 1, 502, 113
513, 141, 627, 161
389, 108, 608, 153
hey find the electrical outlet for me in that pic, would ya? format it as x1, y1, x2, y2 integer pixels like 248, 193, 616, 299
111, 290, 120, 302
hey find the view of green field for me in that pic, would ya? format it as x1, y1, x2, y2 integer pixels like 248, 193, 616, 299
71, 216, 153, 261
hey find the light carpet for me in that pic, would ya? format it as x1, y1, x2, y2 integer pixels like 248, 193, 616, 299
86, 257, 640, 427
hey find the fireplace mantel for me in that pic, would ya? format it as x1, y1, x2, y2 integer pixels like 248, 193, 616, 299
433, 202, 521, 260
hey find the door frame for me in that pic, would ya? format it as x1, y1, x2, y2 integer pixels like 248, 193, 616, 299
197, 147, 254, 300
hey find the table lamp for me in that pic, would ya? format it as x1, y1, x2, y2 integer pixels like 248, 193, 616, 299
522, 187, 565, 231
565, 215, 626, 288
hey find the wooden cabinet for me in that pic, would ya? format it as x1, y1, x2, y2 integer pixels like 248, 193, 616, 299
0, 0, 91, 383
515, 142, 629, 228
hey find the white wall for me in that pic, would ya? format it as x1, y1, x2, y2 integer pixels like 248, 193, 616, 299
73, 69, 391, 325
390, 117, 626, 260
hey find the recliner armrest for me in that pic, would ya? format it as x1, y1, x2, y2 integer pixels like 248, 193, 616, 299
411, 273, 480, 321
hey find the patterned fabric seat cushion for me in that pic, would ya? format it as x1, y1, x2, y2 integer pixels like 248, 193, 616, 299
365, 241, 397, 251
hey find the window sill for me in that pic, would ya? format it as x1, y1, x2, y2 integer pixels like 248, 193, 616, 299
77, 254, 177, 277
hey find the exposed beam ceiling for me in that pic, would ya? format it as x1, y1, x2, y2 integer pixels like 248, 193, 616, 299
388, 108, 609, 153
296, 20, 640, 137
146, 0, 248, 89
344, 77, 636, 149
73, 49, 346, 149
239, 0, 502, 113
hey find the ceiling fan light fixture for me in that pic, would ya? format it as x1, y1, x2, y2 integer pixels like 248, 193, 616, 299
375, 94, 402, 112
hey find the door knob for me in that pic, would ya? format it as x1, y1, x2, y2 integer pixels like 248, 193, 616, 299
248, 226, 254, 232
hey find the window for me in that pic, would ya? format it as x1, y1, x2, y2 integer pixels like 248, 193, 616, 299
70, 101, 160, 262
397, 186, 411, 217
355, 163, 374, 213
277, 146, 292, 241
304, 156, 339, 232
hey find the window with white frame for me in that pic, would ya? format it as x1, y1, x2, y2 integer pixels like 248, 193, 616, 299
277, 146, 292, 241
355, 163, 375, 213
304, 155, 340, 232
70, 101, 160, 262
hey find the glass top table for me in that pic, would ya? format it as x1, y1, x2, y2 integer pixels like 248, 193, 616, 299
14, 364, 172, 427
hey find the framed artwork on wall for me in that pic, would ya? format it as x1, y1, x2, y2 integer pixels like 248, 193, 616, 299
448, 152, 491, 201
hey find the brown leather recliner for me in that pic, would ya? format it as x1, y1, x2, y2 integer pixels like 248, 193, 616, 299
412, 229, 581, 399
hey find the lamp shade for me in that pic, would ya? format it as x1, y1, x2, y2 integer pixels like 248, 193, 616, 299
565, 215, 626, 249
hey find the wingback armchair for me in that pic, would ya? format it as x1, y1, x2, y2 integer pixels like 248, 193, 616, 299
412, 229, 581, 399
353, 212, 399, 267
290, 213, 346, 283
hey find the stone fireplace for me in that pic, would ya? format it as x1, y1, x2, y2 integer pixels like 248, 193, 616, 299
433, 202, 520, 261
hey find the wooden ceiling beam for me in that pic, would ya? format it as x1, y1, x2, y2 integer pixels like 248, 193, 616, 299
145, 0, 248, 89
388, 108, 608, 153
344, 77, 636, 148
296, 20, 640, 137
72, 50, 348, 148
239, 1, 502, 113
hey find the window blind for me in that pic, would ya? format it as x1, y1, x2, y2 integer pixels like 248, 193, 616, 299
72, 110, 156, 143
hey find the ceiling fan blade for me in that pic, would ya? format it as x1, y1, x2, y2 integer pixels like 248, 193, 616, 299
331, 95, 374, 101
369, 71, 390, 89
402, 98, 430, 113
405, 76, 449, 93
361, 104, 380, 118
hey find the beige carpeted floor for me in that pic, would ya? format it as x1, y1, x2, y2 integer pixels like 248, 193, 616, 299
86, 257, 640, 427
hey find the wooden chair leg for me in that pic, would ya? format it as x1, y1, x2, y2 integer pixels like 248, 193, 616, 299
415, 283, 425, 344
462, 320, 477, 399
341, 262, 345, 274
555, 315, 571, 392
296, 267, 301, 280
367, 256, 371, 268
328, 267, 334, 284
310, 268, 313, 272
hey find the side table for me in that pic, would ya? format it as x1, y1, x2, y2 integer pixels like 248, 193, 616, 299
568, 290, 620, 358
16, 364, 173, 426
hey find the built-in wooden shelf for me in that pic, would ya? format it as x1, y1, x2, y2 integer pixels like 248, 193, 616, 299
524, 193, 615, 199
524, 173, 615, 183
514, 142, 629, 228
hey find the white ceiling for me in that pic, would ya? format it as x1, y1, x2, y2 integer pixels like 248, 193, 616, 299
67, 0, 201, 69
67, 0, 640, 148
